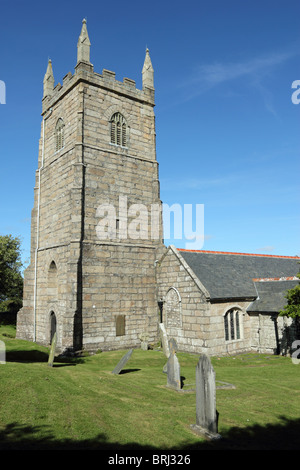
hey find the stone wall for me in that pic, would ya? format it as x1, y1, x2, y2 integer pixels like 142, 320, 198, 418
81, 243, 159, 351
77, 68, 163, 351
157, 247, 210, 354
208, 300, 252, 356
249, 312, 296, 354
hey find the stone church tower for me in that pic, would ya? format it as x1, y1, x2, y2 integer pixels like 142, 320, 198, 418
17, 20, 164, 352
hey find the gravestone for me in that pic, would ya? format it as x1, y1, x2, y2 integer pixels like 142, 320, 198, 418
163, 337, 178, 373
190, 354, 221, 439
139, 332, 149, 350
48, 332, 57, 367
166, 352, 181, 391
0, 340, 6, 364
112, 349, 133, 374
169, 338, 178, 354
159, 323, 170, 357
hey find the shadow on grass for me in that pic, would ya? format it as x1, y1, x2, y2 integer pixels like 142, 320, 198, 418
0, 416, 299, 451
5, 349, 85, 365
119, 368, 141, 374
6, 350, 50, 363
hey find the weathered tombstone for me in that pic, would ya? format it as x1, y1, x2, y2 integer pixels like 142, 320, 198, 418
169, 338, 178, 354
163, 337, 178, 373
0, 340, 6, 364
166, 352, 181, 391
190, 354, 221, 439
48, 332, 57, 367
159, 323, 169, 357
139, 332, 149, 350
112, 349, 133, 374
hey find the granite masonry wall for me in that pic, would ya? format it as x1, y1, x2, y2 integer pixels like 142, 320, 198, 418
157, 247, 255, 356
157, 247, 210, 354
17, 54, 164, 352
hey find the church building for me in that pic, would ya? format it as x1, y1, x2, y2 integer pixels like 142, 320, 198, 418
16, 20, 299, 356
157, 245, 299, 356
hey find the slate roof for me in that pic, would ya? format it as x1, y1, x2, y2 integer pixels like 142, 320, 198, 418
178, 249, 300, 302
247, 280, 299, 313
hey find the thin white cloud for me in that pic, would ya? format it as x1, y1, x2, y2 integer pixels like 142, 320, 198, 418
179, 46, 299, 108
196, 50, 293, 85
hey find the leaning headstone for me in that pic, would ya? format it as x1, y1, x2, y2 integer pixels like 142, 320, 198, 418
48, 332, 57, 367
166, 352, 181, 391
159, 323, 170, 357
112, 349, 133, 374
190, 354, 221, 439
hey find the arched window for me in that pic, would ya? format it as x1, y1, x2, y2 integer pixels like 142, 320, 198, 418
48, 260, 58, 299
48, 261, 57, 283
49, 260, 57, 271
110, 112, 127, 147
55, 118, 65, 151
224, 309, 241, 341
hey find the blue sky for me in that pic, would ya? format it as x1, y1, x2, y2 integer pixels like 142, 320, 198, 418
0, 0, 299, 268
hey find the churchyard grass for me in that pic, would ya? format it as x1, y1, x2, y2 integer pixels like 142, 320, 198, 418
0, 324, 299, 450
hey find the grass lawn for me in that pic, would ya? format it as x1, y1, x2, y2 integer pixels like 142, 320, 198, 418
0, 323, 299, 451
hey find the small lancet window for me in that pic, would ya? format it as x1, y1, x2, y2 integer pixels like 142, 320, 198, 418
55, 118, 65, 151
110, 113, 127, 147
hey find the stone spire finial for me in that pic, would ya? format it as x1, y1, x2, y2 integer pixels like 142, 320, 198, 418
77, 18, 91, 64
142, 48, 154, 90
43, 59, 54, 98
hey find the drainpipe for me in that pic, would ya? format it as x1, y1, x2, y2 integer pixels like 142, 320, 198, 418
33, 108, 52, 342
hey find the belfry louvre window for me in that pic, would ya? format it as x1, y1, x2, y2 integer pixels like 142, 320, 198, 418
224, 309, 241, 341
110, 112, 127, 147
55, 118, 65, 151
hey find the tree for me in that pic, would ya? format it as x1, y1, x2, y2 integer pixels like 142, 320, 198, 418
0, 235, 23, 315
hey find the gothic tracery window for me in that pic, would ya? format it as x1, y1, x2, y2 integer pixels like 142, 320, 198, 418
110, 112, 127, 147
55, 118, 65, 151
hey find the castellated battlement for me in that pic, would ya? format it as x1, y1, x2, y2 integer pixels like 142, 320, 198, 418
42, 64, 154, 116
42, 19, 155, 115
